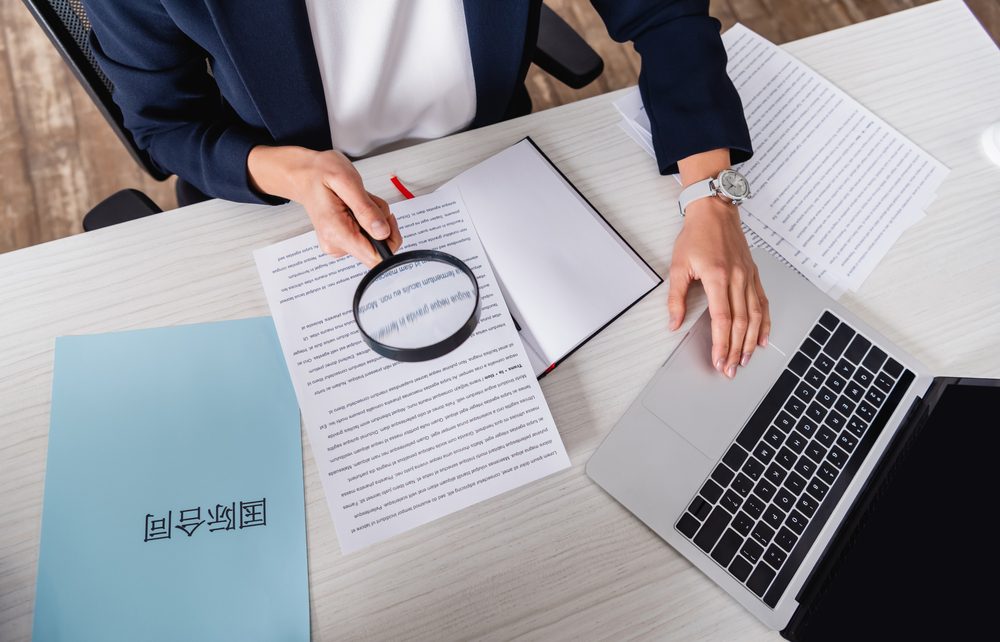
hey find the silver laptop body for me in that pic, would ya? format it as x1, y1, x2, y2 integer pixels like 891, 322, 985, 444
586, 248, 932, 629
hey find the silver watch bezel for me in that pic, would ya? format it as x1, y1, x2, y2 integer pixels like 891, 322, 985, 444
712, 169, 751, 205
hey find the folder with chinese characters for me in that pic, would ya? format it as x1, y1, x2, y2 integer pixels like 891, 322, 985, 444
33, 318, 309, 642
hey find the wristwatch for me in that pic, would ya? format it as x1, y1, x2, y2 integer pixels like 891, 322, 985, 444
678, 168, 751, 216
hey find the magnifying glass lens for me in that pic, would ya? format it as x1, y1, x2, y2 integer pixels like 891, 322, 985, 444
356, 258, 478, 352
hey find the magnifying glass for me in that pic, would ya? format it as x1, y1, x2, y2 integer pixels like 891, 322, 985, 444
352, 229, 481, 362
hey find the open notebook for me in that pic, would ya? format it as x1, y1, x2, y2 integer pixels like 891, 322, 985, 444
441, 138, 662, 376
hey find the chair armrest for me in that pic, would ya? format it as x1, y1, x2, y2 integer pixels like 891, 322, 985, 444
532, 4, 604, 89
82, 189, 162, 231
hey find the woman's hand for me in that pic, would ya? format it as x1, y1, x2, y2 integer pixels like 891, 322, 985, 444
247, 145, 402, 267
669, 149, 770, 379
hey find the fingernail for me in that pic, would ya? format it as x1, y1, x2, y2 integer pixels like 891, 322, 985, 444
726, 365, 737, 378
741, 353, 751, 367
371, 219, 389, 238
761, 334, 769, 348
669, 315, 676, 329
715, 358, 724, 372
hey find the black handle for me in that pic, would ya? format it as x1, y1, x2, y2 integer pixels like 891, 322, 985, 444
358, 225, 393, 261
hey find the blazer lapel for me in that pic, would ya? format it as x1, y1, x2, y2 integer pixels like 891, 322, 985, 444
203, 0, 332, 149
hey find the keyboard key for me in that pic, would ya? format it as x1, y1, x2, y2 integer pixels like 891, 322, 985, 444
818, 311, 839, 331
806, 402, 827, 423
775, 447, 797, 469
795, 417, 817, 438
690, 496, 711, 520
723, 444, 748, 470
857, 401, 876, 423
788, 352, 811, 376
805, 442, 827, 464
794, 457, 816, 478
785, 471, 807, 495
796, 494, 819, 518
865, 388, 886, 407
794, 381, 815, 402
844, 335, 871, 364
751, 522, 775, 547
835, 358, 856, 378
732, 511, 754, 535
863, 345, 887, 373
743, 496, 765, 519
764, 545, 787, 570
846, 417, 867, 438
753, 479, 777, 503
741, 538, 764, 563
784, 395, 807, 418
800, 338, 821, 358
742, 458, 765, 481
711, 528, 744, 566
773, 488, 795, 512
845, 382, 865, 402
826, 446, 849, 469
816, 387, 837, 409
874, 372, 895, 393
747, 563, 777, 597
775, 528, 797, 553
694, 506, 732, 553
774, 411, 796, 432
700, 479, 723, 503
817, 462, 838, 485
729, 556, 754, 582
884, 357, 903, 377
837, 431, 858, 452
834, 397, 856, 417
804, 368, 825, 389
736, 369, 798, 450
786, 509, 808, 535
753, 443, 776, 465
721, 490, 742, 514
764, 426, 784, 449
824, 324, 856, 359
806, 478, 829, 502
712, 464, 735, 487
823, 409, 846, 432
677, 513, 701, 538
814, 353, 835, 373
815, 426, 837, 448
763, 505, 784, 529
853, 367, 874, 387
809, 325, 831, 345
785, 431, 807, 453
765, 463, 787, 486
731, 473, 754, 496
825, 372, 845, 392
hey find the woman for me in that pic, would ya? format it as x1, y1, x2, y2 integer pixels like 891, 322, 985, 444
85, 0, 769, 378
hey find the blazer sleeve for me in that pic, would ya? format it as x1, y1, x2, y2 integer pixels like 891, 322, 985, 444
591, 0, 753, 174
84, 0, 279, 203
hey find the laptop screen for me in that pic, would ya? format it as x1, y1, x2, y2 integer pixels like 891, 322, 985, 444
782, 378, 998, 641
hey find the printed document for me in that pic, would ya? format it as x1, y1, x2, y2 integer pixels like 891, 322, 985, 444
254, 188, 570, 553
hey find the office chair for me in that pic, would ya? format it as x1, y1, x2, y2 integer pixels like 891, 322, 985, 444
21, 0, 604, 231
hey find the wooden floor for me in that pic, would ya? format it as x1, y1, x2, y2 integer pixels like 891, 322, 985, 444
1, 0, 997, 255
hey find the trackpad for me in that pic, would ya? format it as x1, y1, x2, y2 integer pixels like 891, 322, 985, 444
641, 312, 784, 458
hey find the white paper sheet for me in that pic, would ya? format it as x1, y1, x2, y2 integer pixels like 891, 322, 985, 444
254, 189, 569, 553
613, 24, 949, 296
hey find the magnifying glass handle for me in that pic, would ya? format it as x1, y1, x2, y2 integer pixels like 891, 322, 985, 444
358, 226, 394, 261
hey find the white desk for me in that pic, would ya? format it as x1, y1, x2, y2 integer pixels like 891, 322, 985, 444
2, 1, 998, 639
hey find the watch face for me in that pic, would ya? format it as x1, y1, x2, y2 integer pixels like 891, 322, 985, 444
718, 170, 750, 199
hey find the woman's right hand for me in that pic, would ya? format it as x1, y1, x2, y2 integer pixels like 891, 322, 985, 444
247, 145, 403, 267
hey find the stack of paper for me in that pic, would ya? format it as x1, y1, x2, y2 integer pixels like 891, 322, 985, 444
615, 24, 949, 298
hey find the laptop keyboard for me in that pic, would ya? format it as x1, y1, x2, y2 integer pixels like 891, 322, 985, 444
674, 310, 914, 608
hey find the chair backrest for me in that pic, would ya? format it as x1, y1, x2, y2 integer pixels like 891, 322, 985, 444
21, 0, 169, 180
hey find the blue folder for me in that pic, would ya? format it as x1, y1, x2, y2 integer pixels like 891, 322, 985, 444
33, 318, 309, 641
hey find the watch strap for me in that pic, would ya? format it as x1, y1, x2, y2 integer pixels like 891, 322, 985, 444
678, 178, 716, 216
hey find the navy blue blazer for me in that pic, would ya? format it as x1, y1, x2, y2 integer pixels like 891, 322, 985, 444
85, 0, 752, 204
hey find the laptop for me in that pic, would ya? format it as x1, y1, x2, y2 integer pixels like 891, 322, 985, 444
586, 247, 996, 638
